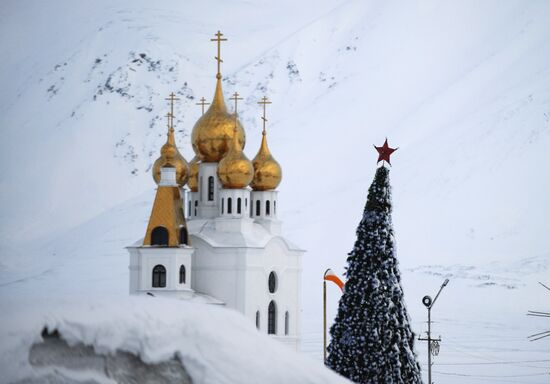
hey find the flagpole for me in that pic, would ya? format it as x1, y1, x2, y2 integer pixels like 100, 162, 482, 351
323, 268, 330, 363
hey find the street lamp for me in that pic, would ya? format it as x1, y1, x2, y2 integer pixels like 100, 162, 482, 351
419, 278, 449, 384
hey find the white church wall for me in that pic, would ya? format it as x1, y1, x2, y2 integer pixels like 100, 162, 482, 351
197, 163, 220, 219
127, 246, 193, 293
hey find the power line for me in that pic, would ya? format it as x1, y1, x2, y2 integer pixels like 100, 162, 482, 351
433, 370, 550, 378
430, 359, 550, 366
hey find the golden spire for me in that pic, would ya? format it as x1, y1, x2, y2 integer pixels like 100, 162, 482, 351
250, 96, 282, 191
217, 91, 253, 189
211, 30, 227, 79
196, 97, 210, 115
191, 31, 246, 162
143, 170, 189, 246
152, 94, 189, 187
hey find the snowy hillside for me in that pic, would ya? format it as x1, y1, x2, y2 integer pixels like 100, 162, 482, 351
1, 0, 549, 382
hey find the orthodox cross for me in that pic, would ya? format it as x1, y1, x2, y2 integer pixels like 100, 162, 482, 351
210, 30, 227, 78
229, 92, 243, 128
165, 92, 180, 126
196, 97, 210, 115
257, 96, 272, 133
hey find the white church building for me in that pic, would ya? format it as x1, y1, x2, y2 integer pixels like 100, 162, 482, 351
127, 31, 305, 349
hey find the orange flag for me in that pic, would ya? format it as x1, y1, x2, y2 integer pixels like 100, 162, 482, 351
324, 269, 344, 291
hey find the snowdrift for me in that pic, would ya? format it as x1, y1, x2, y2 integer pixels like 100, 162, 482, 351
0, 296, 350, 384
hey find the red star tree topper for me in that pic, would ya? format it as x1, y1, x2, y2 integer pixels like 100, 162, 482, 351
374, 138, 398, 166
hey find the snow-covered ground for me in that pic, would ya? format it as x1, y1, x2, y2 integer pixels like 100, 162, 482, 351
1, 0, 549, 382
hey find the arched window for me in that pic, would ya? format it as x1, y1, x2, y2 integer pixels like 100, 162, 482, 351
194, 201, 198, 216
151, 226, 169, 246
268, 301, 277, 335
274, 200, 276, 215
208, 176, 214, 201
228, 197, 232, 214
152, 265, 166, 288
221, 198, 224, 214
179, 227, 188, 245
237, 198, 242, 214
266, 200, 270, 216
256, 311, 260, 330
245, 198, 248, 208
285, 311, 289, 335
199, 177, 203, 201
179, 265, 186, 284
188, 201, 191, 217
268, 271, 277, 293
256, 200, 260, 216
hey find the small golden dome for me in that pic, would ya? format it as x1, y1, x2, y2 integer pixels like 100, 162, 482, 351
217, 126, 253, 189
191, 78, 246, 162
187, 154, 200, 192
152, 127, 189, 187
250, 131, 282, 191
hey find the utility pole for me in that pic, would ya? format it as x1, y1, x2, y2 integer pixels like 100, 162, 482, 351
418, 279, 449, 384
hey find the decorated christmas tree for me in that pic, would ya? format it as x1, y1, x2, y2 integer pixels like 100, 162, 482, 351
326, 140, 422, 383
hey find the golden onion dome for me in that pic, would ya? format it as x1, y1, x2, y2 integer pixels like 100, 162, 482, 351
152, 127, 189, 187
191, 76, 246, 162
250, 130, 282, 191
187, 154, 201, 192
217, 126, 253, 189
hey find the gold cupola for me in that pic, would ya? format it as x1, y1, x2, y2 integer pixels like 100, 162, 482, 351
217, 92, 253, 189
251, 130, 282, 191
191, 31, 245, 162
152, 110, 189, 187
250, 97, 282, 191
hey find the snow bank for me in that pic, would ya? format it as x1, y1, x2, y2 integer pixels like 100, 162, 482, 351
0, 296, 349, 384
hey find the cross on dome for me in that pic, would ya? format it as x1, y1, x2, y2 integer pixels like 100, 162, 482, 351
210, 30, 227, 78
257, 96, 272, 134
165, 92, 180, 121
196, 97, 210, 115
230, 91, 243, 129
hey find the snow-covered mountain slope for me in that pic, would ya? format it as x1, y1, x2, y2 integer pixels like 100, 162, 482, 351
1, 0, 549, 382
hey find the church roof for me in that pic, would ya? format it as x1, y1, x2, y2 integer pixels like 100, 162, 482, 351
187, 219, 304, 251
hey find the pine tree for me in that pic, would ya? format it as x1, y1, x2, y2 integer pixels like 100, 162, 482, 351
326, 166, 422, 384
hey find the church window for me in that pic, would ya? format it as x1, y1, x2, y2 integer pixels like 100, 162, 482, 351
237, 198, 242, 214
221, 198, 224, 214
256, 200, 260, 216
228, 197, 232, 214
208, 176, 214, 201
188, 201, 191, 217
285, 311, 289, 335
179, 227, 188, 245
194, 201, 198, 216
256, 311, 260, 329
274, 200, 276, 215
266, 200, 270, 216
268, 271, 277, 293
152, 265, 166, 288
268, 301, 277, 334
245, 198, 248, 208
151, 226, 169, 246
179, 265, 186, 284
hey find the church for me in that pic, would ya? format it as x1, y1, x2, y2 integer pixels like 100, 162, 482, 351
127, 31, 305, 350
